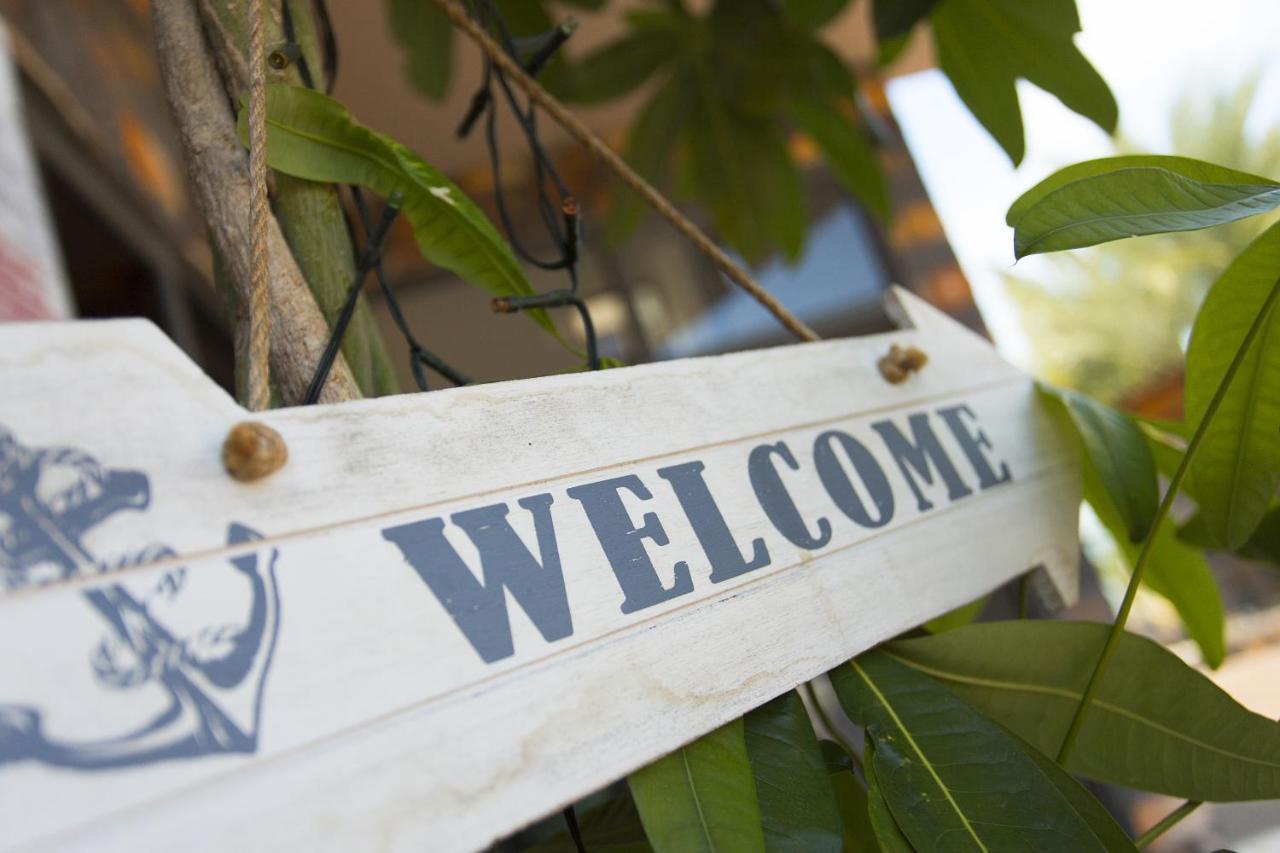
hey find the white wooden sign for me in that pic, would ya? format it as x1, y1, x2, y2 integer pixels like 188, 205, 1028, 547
0, 288, 1079, 852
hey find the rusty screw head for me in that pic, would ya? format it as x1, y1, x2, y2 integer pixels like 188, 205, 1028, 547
222, 422, 287, 482
267, 42, 302, 71
877, 343, 929, 384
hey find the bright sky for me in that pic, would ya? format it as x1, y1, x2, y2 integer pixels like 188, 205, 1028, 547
887, 0, 1280, 368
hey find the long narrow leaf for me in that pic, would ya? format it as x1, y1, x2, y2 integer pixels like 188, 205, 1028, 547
1007, 155, 1277, 227
1185, 220, 1280, 548
1011, 727, 1136, 852
1078, 443, 1225, 666
1043, 385, 1159, 541
556, 28, 680, 104
832, 652, 1126, 851
1008, 156, 1280, 258
788, 98, 890, 221
629, 719, 766, 853
607, 74, 688, 243
887, 621, 1280, 800
241, 84, 563, 342
744, 691, 843, 853
386, 0, 453, 100
872, 0, 938, 42
820, 741, 885, 852
861, 739, 914, 853
684, 63, 805, 263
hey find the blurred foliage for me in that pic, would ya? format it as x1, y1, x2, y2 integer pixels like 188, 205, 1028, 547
386, 0, 1113, 267
1004, 77, 1280, 405
386, 0, 604, 99
551, 0, 885, 265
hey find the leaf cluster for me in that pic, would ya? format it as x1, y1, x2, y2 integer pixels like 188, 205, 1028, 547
572, 135, 1280, 853
550, 0, 886, 265
243, 7, 1280, 849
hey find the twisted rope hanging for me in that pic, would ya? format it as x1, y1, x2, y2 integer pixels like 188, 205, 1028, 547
245, 0, 273, 410
430, 0, 820, 344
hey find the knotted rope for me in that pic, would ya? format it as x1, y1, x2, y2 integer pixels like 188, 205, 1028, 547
245, 0, 273, 410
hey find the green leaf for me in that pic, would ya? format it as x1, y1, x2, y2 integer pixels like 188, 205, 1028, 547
386, 0, 453, 100
788, 98, 890, 221
531, 793, 652, 852
241, 84, 563, 343
1007, 156, 1274, 227
1009, 727, 1137, 852
1179, 505, 1280, 567
1135, 529, 1225, 668
780, 0, 849, 30
872, 0, 938, 42
807, 41, 856, 96
922, 595, 986, 634
606, 74, 688, 243
887, 621, 1280, 800
1236, 505, 1280, 565
931, 0, 1117, 166
1042, 385, 1159, 542
1185, 220, 1280, 548
874, 32, 910, 69
744, 691, 843, 853
630, 718, 766, 853
819, 742, 882, 852
1139, 422, 1187, 482
557, 29, 680, 104
1145, 431, 1280, 568
492, 0, 553, 38
861, 739, 914, 853
685, 63, 806, 263
832, 652, 1126, 851
1009, 156, 1280, 257
1081, 456, 1225, 668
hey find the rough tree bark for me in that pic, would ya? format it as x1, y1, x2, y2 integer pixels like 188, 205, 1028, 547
197, 0, 399, 398
153, 0, 360, 405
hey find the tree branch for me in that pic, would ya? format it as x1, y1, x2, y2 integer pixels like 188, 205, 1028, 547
153, 0, 360, 405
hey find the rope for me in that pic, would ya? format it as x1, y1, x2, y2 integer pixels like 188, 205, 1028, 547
246, 0, 273, 410
431, 0, 820, 344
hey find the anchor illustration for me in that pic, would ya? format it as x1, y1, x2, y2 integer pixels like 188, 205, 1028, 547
0, 426, 280, 770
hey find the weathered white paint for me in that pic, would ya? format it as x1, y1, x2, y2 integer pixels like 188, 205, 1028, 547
0, 288, 1080, 852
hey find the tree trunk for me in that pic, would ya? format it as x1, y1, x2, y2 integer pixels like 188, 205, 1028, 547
198, 0, 399, 398
154, 0, 360, 405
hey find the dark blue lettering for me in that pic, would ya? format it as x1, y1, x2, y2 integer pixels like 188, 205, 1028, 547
748, 442, 832, 549
381, 494, 572, 663
658, 460, 770, 583
567, 475, 694, 614
871, 414, 972, 511
813, 431, 894, 528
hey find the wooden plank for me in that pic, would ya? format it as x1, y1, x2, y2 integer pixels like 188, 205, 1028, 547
0, 288, 1080, 851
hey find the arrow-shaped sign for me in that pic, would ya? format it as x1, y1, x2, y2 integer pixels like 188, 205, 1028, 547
0, 288, 1079, 851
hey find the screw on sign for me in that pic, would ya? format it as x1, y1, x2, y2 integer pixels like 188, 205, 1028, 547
0, 289, 1080, 851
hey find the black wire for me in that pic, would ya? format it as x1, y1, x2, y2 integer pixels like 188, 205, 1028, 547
303, 197, 403, 404
562, 805, 587, 853
461, 0, 603, 372
280, 1, 316, 90
314, 0, 339, 93
352, 187, 472, 388
287, 0, 470, 395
